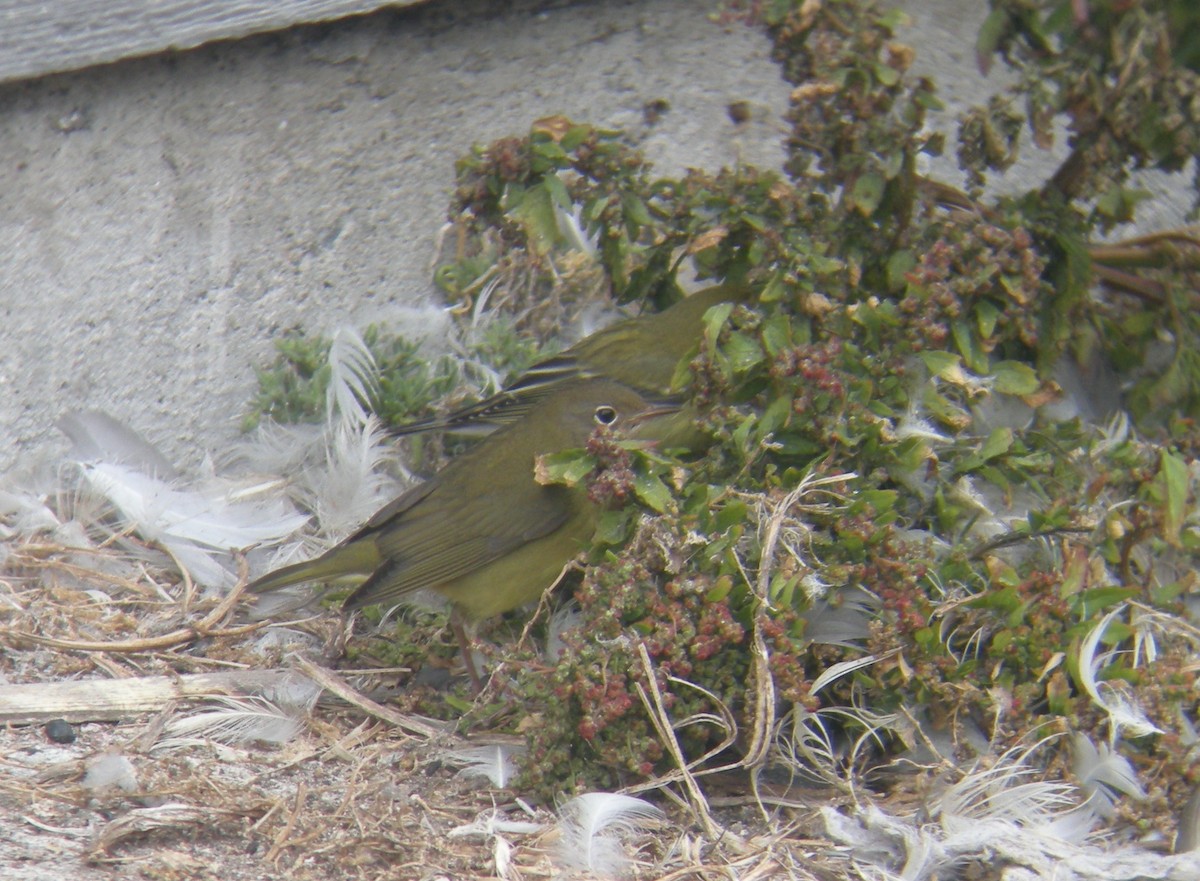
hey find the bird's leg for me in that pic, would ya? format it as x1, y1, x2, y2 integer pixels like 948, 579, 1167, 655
451, 612, 484, 694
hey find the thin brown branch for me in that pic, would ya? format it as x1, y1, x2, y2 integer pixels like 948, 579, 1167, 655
289, 655, 449, 740
634, 643, 722, 840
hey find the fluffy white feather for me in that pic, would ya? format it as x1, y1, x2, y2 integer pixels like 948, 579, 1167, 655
810, 654, 885, 695
295, 415, 401, 537
554, 793, 665, 877
0, 488, 62, 539
937, 739, 1085, 838
1078, 605, 1163, 740
1071, 733, 1146, 819
58, 410, 179, 479
77, 460, 310, 589
803, 585, 880, 648
546, 603, 584, 658
81, 463, 309, 550
83, 753, 139, 793
326, 326, 379, 428
221, 420, 325, 479
152, 695, 312, 753
445, 743, 524, 789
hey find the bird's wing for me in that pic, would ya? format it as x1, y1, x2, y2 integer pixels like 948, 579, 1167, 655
350, 478, 439, 536
343, 483, 575, 609
388, 355, 587, 437
390, 389, 544, 437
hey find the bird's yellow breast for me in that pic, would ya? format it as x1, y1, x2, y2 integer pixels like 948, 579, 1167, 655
433, 508, 595, 620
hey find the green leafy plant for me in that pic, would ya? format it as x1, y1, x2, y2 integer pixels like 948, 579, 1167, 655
249, 0, 1200, 829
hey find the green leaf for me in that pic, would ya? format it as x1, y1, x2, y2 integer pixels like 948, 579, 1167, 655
919, 350, 963, 380
621, 192, 654, 231
444, 695, 474, 713
886, 250, 916, 292
593, 508, 634, 545
875, 8, 910, 33
508, 183, 561, 253
705, 575, 733, 603
1160, 449, 1190, 546
583, 194, 611, 225
530, 138, 568, 168
760, 276, 788, 303
847, 172, 886, 216
724, 331, 765, 375
760, 315, 792, 357
858, 489, 898, 514
992, 361, 1040, 396
633, 470, 674, 514
980, 427, 1014, 460
769, 573, 798, 607
969, 585, 1022, 614
873, 61, 900, 87
955, 427, 1014, 476
714, 500, 749, 532
975, 300, 1001, 340
1075, 587, 1140, 619
559, 124, 591, 152
1094, 186, 1153, 223
952, 317, 987, 372
756, 394, 794, 439
702, 302, 735, 352
536, 449, 596, 486
542, 172, 572, 209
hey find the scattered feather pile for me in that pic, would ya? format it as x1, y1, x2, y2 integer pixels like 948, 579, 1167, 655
817, 734, 1192, 880
41, 328, 411, 594
823, 803, 1200, 881
69, 455, 310, 590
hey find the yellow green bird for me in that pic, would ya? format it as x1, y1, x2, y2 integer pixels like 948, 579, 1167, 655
249, 379, 679, 676
392, 280, 755, 438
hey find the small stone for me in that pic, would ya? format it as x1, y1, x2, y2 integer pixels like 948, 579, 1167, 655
45, 718, 76, 744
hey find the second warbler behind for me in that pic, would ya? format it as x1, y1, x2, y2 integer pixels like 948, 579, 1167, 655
249, 378, 679, 621
392, 280, 755, 437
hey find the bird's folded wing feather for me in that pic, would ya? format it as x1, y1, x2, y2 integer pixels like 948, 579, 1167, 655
346, 484, 574, 607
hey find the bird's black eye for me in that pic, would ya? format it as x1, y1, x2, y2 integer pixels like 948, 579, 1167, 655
594, 405, 618, 426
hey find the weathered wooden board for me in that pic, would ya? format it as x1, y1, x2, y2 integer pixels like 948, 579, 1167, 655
0, 0, 426, 84
0, 669, 303, 724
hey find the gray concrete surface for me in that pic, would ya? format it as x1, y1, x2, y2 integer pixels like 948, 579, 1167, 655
0, 0, 793, 472
0, 0, 1191, 474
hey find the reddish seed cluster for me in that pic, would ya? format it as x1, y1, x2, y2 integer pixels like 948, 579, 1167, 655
796, 342, 847, 397
690, 603, 745, 662
901, 217, 1049, 354
771, 339, 847, 412
584, 432, 636, 507
487, 136, 530, 182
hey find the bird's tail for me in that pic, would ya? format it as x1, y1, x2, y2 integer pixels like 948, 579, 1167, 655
248, 544, 380, 594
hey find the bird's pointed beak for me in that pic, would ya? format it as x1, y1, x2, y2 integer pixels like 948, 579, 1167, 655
629, 395, 685, 427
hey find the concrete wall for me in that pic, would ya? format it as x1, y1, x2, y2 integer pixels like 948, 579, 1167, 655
0, 0, 1191, 473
